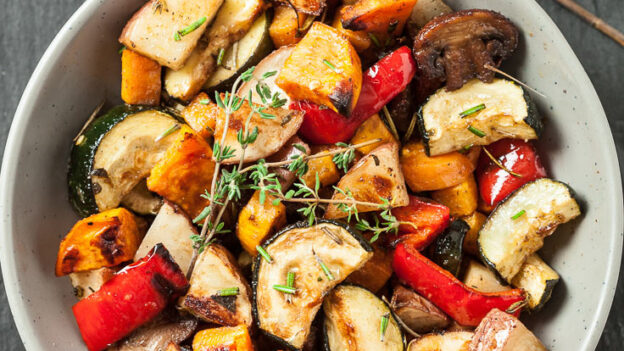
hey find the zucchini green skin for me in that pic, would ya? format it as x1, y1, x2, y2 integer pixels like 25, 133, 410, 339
416, 86, 542, 157
532, 277, 559, 312
206, 10, 274, 93
321, 282, 405, 351
477, 179, 579, 282
68, 105, 152, 217
429, 219, 469, 278
252, 220, 373, 351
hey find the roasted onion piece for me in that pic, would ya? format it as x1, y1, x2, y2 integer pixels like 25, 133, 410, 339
413, 9, 519, 98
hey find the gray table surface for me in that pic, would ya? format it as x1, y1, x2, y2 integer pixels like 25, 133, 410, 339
0, 0, 622, 350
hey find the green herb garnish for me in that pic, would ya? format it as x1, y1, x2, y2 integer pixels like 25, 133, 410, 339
313, 250, 334, 281
460, 104, 486, 118
368, 32, 382, 48
154, 123, 180, 142
174, 16, 207, 41
380, 313, 390, 342
217, 287, 240, 296
323, 59, 339, 73
256, 245, 273, 263
467, 125, 486, 138
273, 285, 296, 294
511, 210, 526, 220
216, 48, 225, 66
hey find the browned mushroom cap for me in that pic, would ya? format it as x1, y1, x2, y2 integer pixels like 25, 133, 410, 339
413, 9, 519, 95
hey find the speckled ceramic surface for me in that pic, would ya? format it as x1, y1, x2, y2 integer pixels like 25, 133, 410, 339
0, 0, 621, 350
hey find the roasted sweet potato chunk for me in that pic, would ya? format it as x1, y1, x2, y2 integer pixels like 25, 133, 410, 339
276, 0, 326, 15
341, 0, 418, 35
301, 145, 341, 188
400, 140, 475, 192
350, 113, 396, 155
346, 232, 393, 292
332, 6, 372, 52
269, 5, 310, 48
147, 126, 216, 219
236, 190, 287, 255
276, 22, 362, 116
192, 325, 253, 351
461, 211, 487, 256
181, 92, 218, 140
121, 49, 161, 105
431, 175, 478, 217
55, 208, 143, 276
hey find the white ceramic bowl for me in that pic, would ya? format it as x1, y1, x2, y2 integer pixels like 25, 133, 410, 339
1, 0, 621, 350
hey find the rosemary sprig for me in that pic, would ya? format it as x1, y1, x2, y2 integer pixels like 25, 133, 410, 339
216, 287, 239, 296
323, 59, 339, 73
174, 16, 207, 41
216, 48, 225, 66
511, 209, 526, 220
368, 32, 382, 48
460, 103, 486, 118
257, 245, 273, 263
313, 249, 334, 281
273, 285, 297, 294
467, 125, 486, 138
482, 147, 523, 178
154, 123, 180, 142
380, 313, 390, 342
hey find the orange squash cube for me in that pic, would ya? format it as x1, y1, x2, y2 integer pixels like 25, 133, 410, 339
269, 5, 310, 48
236, 190, 287, 255
121, 49, 161, 105
192, 325, 254, 351
341, 0, 418, 36
181, 92, 218, 140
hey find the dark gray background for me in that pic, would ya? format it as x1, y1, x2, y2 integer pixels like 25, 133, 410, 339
0, 0, 622, 350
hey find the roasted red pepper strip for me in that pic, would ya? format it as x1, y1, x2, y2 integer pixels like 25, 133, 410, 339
476, 138, 547, 207
391, 196, 450, 250
291, 46, 416, 144
72, 244, 188, 351
393, 243, 526, 326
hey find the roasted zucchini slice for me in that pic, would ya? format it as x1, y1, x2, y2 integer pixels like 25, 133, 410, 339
511, 254, 560, 311
68, 105, 180, 217
417, 78, 542, 156
428, 219, 469, 277
323, 284, 405, 351
253, 221, 373, 350
120, 179, 162, 216
462, 259, 510, 293
204, 11, 273, 92
478, 178, 581, 282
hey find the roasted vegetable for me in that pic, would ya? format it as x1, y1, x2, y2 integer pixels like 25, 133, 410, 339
237, 45, 293, 107
205, 10, 274, 91
412, 9, 519, 97
267, 136, 311, 190
119, 0, 221, 69
236, 190, 287, 255
72, 244, 188, 351
277, 22, 362, 116
134, 201, 196, 273
146, 126, 216, 219
461, 212, 487, 256
253, 221, 373, 350
323, 284, 405, 351
406, 0, 452, 35
301, 145, 341, 188
120, 180, 163, 216
213, 97, 304, 165
69, 105, 179, 217
340, 0, 418, 36
269, 5, 310, 48
108, 312, 197, 351
164, 0, 265, 100
325, 143, 409, 219
390, 284, 450, 334
392, 196, 450, 249
511, 254, 560, 311
393, 243, 525, 327
332, 7, 372, 52
462, 259, 510, 293
418, 79, 542, 156
346, 232, 394, 292
121, 49, 161, 106
56, 208, 143, 276
478, 179, 581, 282
275, 0, 326, 16
407, 331, 473, 351
180, 244, 253, 327
180, 92, 218, 140
476, 138, 547, 208
431, 176, 478, 217
428, 219, 469, 277
192, 325, 253, 351
400, 140, 475, 192
69, 267, 116, 299
470, 309, 547, 350
291, 45, 416, 144
350, 113, 397, 155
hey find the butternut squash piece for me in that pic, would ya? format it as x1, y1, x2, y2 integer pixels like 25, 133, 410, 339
341, 0, 418, 35
269, 5, 310, 48
350, 113, 396, 155
121, 49, 161, 105
181, 92, 218, 140
192, 325, 253, 351
301, 145, 341, 188
236, 190, 287, 255
147, 126, 216, 219
400, 141, 475, 192
346, 232, 393, 292
431, 176, 478, 217
276, 0, 326, 15
276, 22, 362, 116
55, 208, 143, 276
461, 211, 487, 256
166, 343, 181, 351
332, 7, 372, 52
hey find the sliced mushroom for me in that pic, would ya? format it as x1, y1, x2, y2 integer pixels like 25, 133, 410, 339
412, 9, 519, 99
391, 284, 450, 334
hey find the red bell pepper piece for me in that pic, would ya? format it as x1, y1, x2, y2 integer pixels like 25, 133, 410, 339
391, 196, 450, 250
392, 243, 526, 326
476, 139, 547, 207
291, 46, 416, 144
72, 244, 188, 351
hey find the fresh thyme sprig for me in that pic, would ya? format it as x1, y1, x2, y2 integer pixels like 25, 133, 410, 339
332, 142, 356, 173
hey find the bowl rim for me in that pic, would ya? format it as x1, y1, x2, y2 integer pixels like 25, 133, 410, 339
1, 0, 622, 350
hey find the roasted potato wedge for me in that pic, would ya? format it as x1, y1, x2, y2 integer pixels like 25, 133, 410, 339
69, 267, 116, 299
391, 284, 450, 333
55, 208, 144, 276
470, 309, 547, 350
408, 331, 474, 351
276, 22, 362, 116
462, 259, 510, 293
